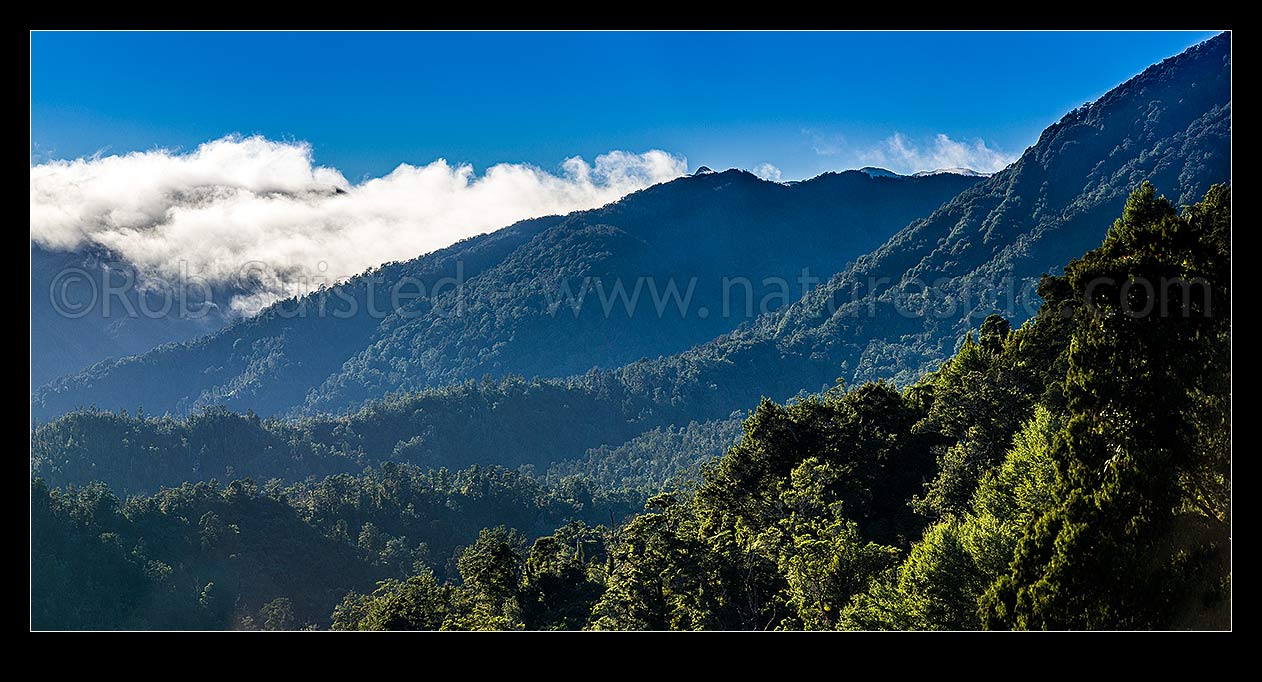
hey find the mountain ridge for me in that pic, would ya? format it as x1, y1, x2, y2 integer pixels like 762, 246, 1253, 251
615, 31, 1231, 409
32, 168, 982, 421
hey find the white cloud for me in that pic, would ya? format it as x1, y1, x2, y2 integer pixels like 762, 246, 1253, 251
857, 133, 1015, 175
30, 135, 687, 315
804, 128, 846, 157
751, 163, 782, 182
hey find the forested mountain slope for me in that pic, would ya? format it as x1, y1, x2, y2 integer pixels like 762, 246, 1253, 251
613, 30, 1231, 408
32, 170, 979, 421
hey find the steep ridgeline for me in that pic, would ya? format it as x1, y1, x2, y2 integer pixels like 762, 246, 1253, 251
614, 31, 1231, 413
32, 170, 981, 421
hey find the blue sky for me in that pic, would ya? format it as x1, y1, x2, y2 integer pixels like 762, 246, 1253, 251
31, 31, 1219, 181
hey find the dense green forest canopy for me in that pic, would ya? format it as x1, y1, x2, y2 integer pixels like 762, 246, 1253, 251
32, 463, 641, 629
33, 184, 1230, 630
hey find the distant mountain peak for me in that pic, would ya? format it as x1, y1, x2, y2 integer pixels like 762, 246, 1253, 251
30, 160, 984, 422
910, 167, 990, 178
857, 167, 902, 179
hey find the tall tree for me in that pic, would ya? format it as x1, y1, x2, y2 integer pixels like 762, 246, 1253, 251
982, 183, 1231, 629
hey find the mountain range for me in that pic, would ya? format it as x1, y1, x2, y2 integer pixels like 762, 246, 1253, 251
31, 170, 982, 420
31, 33, 1230, 494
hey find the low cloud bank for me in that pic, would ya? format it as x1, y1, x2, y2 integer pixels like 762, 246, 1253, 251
31, 135, 687, 314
